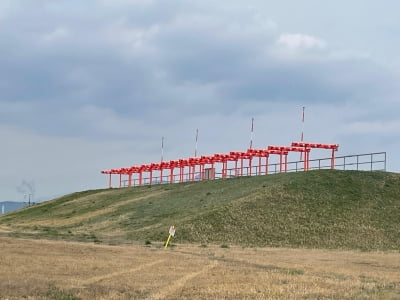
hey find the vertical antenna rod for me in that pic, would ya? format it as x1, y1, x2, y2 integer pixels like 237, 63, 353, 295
300, 106, 305, 161
249, 117, 254, 149
192, 129, 199, 182
161, 136, 164, 162
195, 128, 199, 157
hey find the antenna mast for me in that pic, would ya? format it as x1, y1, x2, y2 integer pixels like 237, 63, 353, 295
195, 129, 199, 157
161, 136, 164, 162
300, 106, 305, 160
249, 117, 254, 149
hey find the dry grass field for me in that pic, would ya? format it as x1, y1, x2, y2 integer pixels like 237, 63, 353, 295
0, 237, 399, 299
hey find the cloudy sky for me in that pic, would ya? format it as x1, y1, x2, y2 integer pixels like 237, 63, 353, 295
1, 0, 399, 202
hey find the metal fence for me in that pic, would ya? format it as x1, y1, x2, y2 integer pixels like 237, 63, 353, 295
124, 152, 386, 187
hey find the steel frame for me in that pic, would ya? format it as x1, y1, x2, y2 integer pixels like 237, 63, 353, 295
101, 141, 346, 188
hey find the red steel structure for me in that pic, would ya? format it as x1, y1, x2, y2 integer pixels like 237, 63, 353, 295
268, 146, 311, 172
291, 142, 339, 170
101, 142, 339, 188
246, 149, 272, 175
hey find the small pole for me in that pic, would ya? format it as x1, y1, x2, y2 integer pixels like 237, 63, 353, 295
235, 160, 238, 177
164, 226, 175, 248
249, 156, 252, 176
371, 154, 373, 171
304, 150, 308, 171
285, 154, 288, 172
170, 167, 174, 183
180, 166, 184, 182
356, 155, 359, 171
195, 129, 199, 157
161, 136, 164, 184
161, 136, 164, 163
193, 129, 199, 181
249, 118, 254, 149
164, 234, 172, 248
384, 152, 387, 171
300, 106, 305, 161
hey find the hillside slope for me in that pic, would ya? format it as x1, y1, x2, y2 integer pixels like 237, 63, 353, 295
0, 170, 399, 250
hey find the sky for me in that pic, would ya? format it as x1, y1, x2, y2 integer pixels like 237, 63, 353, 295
1, 0, 399, 202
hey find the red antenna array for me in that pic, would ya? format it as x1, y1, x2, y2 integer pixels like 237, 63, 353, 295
101, 141, 339, 188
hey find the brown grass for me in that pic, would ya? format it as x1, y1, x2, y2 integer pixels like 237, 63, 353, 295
0, 237, 399, 299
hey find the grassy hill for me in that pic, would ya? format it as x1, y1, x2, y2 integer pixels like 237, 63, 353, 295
0, 170, 399, 250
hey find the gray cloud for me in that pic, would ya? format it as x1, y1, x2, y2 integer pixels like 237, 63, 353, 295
0, 0, 399, 201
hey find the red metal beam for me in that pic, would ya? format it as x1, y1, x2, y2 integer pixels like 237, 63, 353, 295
268, 146, 310, 171
101, 141, 339, 187
291, 142, 339, 169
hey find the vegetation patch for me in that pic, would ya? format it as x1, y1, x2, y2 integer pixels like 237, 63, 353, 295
1, 170, 399, 251
46, 285, 80, 300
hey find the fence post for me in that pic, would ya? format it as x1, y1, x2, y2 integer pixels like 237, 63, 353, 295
370, 154, 373, 171
384, 152, 387, 171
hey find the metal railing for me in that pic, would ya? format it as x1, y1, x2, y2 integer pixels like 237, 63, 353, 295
123, 152, 386, 187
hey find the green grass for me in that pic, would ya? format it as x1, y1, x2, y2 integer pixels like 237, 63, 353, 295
46, 284, 81, 300
1, 170, 399, 250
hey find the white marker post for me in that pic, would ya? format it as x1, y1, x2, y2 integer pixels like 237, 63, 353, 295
249, 117, 254, 149
300, 106, 305, 161
164, 225, 176, 248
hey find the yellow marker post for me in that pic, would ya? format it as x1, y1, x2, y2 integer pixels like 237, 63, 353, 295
164, 225, 175, 248
164, 234, 172, 248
